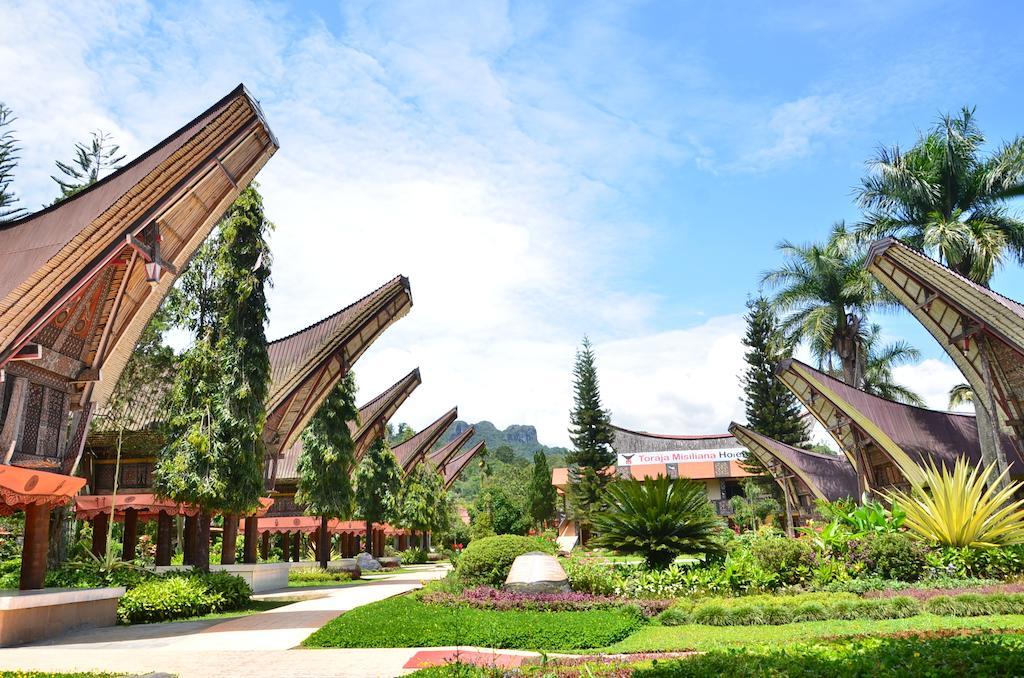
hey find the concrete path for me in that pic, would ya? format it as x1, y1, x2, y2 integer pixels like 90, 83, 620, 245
0, 565, 456, 677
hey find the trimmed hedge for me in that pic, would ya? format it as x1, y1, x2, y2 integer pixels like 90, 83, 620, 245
635, 633, 1024, 677
117, 571, 252, 624
289, 567, 354, 584
303, 592, 642, 650
455, 535, 557, 587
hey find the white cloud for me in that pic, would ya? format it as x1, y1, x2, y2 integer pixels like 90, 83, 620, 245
893, 358, 972, 413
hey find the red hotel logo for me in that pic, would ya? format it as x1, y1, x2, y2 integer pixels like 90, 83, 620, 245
616, 448, 745, 466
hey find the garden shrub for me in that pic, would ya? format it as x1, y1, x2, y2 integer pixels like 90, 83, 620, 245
118, 576, 219, 624
401, 548, 428, 565
749, 535, 815, 586
455, 535, 556, 587
198, 570, 253, 607
659, 592, 919, 626
847, 531, 928, 582
866, 581, 1024, 601
304, 593, 643, 650
289, 567, 354, 584
925, 592, 1024, 617
420, 585, 672, 618
564, 557, 621, 595
817, 574, 1000, 595
931, 544, 1024, 579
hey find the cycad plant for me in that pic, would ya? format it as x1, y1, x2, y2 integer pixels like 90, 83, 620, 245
590, 476, 725, 569
884, 458, 1024, 548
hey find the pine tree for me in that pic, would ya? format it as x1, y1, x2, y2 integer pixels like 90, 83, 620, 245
527, 451, 557, 529
51, 130, 125, 200
0, 104, 26, 222
154, 187, 272, 570
740, 297, 810, 453
353, 437, 402, 555
566, 337, 615, 544
297, 373, 358, 568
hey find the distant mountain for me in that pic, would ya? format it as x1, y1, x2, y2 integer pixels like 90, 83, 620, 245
438, 420, 569, 460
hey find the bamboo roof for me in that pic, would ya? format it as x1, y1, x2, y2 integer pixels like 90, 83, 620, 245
0, 85, 277, 414
866, 237, 1024, 447
263, 276, 413, 484
728, 422, 858, 503
274, 368, 421, 483
392, 407, 458, 474
442, 441, 485, 489
776, 358, 1021, 489
427, 425, 475, 468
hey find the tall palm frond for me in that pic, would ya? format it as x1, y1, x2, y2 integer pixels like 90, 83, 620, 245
949, 383, 974, 409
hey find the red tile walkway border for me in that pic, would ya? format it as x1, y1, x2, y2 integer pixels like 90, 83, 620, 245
404, 649, 528, 669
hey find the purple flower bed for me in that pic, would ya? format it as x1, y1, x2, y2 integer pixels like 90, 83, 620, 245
866, 582, 1024, 601
420, 586, 672, 617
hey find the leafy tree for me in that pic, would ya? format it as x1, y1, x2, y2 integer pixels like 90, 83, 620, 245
855, 107, 1024, 286
566, 337, 615, 544
397, 462, 448, 547
762, 223, 892, 387
471, 463, 530, 536
297, 374, 359, 569
590, 476, 725, 570
387, 422, 416, 445
728, 479, 781, 532
857, 324, 924, 406
52, 130, 125, 200
353, 437, 402, 554
153, 187, 273, 570
0, 104, 25, 222
740, 296, 810, 455
527, 451, 557, 529
490, 444, 517, 465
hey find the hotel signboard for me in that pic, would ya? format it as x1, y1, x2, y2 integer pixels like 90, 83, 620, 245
616, 448, 746, 466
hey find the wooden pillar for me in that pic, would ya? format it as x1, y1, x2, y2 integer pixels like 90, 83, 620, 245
155, 511, 173, 566
91, 512, 109, 558
260, 531, 270, 560
280, 532, 290, 562
122, 508, 139, 562
20, 504, 50, 590
194, 512, 211, 571
183, 515, 197, 565
292, 532, 301, 562
319, 516, 331, 569
243, 516, 259, 564
398, 533, 408, 551
221, 514, 238, 565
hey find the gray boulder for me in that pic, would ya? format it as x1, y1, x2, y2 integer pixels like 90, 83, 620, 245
356, 552, 383, 571
503, 551, 570, 594
378, 556, 401, 569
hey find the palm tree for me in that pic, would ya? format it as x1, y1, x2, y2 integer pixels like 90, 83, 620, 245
855, 106, 1024, 286
948, 383, 974, 409
856, 324, 924, 406
763, 223, 893, 387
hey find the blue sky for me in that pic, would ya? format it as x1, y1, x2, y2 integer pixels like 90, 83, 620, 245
4, 1, 1024, 445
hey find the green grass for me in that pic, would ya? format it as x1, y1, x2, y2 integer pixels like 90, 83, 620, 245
0, 673, 125, 678
604, 613, 1024, 652
303, 593, 643, 651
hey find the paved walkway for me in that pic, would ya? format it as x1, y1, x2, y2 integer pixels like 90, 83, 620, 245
0, 565, 465, 678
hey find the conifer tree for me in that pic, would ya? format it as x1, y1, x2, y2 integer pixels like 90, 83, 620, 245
154, 186, 272, 570
740, 296, 810, 455
566, 337, 615, 544
297, 374, 359, 568
51, 130, 125, 200
0, 104, 26, 222
353, 437, 402, 555
527, 451, 557, 529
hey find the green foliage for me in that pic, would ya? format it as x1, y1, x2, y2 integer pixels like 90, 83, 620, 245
303, 593, 642, 650
563, 557, 621, 595
728, 479, 781, 532
590, 476, 726, 570
297, 374, 358, 521
634, 633, 1024, 677
51, 129, 125, 199
847, 531, 928, 582
353, 437, 402, 542
527, 451, 557, 528
470, 464, 531, 537
288, 567, 354, 584
855, 106, 1024, 285
660, 592, 919, 626
398, 462, 449, 535
401, 548, 429, 565
116, 571, 252, 624
0, 103, 26, 222
455, 534, 557, 587
929, 543, 1024, 579
739, 296, 810, 455
749, 535, 815, 586
567, 337, 615, 538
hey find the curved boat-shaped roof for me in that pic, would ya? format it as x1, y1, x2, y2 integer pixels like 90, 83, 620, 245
392, 407, 458, 474
867, 237, 1024, 447
274, 368, 421, 483
263, 276, 412, 482
427, 425, 475, 469
776, 358, 1019, 488
442, 441, 485, 489
729, 422, 858, 503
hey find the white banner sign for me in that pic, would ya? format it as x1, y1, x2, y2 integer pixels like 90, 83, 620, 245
617, 447, 746, 466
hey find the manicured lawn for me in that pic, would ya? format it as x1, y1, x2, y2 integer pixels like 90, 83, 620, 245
604, 613, 1024, 652
303, 593, 643, 651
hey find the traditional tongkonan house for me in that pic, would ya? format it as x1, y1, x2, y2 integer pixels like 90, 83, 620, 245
775, 358, 1021, 496
728, 422, 859, 533
262, 367, 421, 559
426, 425, 476, 471
440, 441, 486, 490
866, 237, 1024, 479
0, 85, 276, 643
393, 407, 459, 474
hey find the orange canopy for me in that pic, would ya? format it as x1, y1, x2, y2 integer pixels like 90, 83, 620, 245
75, 495, 274, 521
0, 464, 85, 515
257, 516, 402, 536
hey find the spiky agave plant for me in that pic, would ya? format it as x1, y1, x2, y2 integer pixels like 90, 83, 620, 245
884, 458, 1024, 548
590, 475, 725, 569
